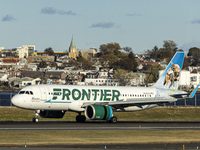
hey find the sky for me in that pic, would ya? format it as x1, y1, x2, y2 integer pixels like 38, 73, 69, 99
1, 0, 200, 54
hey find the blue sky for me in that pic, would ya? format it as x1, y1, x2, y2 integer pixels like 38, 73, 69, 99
1, 0, 200, 54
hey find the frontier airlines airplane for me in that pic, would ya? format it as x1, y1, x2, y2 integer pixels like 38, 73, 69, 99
11, 52, 198, 123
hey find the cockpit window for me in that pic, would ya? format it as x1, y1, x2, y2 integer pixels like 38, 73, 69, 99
19, 91, 25, 94
19, 91, 33, 95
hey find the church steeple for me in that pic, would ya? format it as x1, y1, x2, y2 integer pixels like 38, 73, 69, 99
69, 36, 76, 53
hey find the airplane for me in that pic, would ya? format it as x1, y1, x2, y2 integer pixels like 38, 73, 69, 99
11, 51, 198, 123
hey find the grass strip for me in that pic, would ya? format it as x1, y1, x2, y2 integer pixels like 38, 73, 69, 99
0, 130, 200, 146
0, 106, 200, 121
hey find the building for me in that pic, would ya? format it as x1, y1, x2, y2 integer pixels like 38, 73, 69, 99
7, 70, 21, 78
77, 48, 97, 60
28, 55, 55, 63
8, 77, 41, 88
2, 58, 20, 64
0, 47, 4, 51
0, 45, 35, 59
17, 45, 35, 59
68, 37, 97, 60
68, 36, 77, 59
84, 68, 117, 86
36, 52, 68, 59
21, 71, 66, 84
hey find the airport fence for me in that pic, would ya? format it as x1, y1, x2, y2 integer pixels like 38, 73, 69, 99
0, 93, 16, 106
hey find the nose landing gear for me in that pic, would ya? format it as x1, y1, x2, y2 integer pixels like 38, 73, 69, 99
33, 110, 40, 123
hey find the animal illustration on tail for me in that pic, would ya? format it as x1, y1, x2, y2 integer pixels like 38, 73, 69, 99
163, 63, 181, 88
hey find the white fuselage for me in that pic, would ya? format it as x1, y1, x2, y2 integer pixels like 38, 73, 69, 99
12, 84, 163, 112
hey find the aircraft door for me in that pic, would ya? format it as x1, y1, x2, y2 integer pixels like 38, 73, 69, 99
39, 87, 48, 101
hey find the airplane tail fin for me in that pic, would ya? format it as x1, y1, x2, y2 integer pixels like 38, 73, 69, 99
155, 52, 185, 89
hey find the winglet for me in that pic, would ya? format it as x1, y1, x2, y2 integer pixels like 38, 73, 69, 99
189, 84, 200, 98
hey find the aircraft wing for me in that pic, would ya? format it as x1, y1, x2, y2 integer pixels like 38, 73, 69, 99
108, 97, 176, 109
82, 97, 176, 108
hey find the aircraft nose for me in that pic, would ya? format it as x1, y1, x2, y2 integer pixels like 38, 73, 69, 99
11, 95, 19, 106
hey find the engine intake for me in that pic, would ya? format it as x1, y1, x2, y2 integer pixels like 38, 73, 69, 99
85, 104, 113, 120
39, 110, 65, 118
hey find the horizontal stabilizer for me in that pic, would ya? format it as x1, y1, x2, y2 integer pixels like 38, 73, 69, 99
189, 84, 200, 98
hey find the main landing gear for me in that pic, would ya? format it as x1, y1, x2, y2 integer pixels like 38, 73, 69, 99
76, 113, 86, 123
109, 116, 117, 123
33, 110, 40, 123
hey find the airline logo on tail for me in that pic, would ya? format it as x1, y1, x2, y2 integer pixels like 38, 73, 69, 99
156, 52, 185, 89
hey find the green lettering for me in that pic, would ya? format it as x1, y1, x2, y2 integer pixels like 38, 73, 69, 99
53, 88, 61, 100
92, 89, 99, 101
62, 89, 71, 100
104, 90, 111, 101
112, 90, 120, 101
100, 90, 103, 101
82, 89, 90, 100
72, 89, 81, 100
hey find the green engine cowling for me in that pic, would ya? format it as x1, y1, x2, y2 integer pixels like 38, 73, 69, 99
85, 104, 113, 120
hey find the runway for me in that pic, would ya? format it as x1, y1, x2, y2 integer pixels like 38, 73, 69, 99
1, 121, 200, 149
1, 121, 200, 131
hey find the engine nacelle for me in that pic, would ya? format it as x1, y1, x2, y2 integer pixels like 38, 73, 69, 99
39, 110, 65, 118
85, 104, 113, 120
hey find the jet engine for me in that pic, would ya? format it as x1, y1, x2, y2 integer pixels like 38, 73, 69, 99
39, 110, 65, 118
85, 104, 113, 120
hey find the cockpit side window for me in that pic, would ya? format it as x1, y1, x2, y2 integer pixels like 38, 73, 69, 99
19, 91, 25, 94
19, 90, 33, 95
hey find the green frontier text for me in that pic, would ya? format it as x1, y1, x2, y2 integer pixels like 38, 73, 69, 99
52, 88, 121, 101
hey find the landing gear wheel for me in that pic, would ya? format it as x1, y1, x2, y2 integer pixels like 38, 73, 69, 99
32, 118, 39, 123
76, 115, 86, 123
33, 110, 40, 123
109, 116, 117, 123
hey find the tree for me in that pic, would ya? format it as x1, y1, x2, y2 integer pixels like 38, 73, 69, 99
128, 51, 138, 72
188, 47, 200, 56
99, 42, 121, 56
44, 47, 54, 56
145, 40, 178, 62
37, 60, 48, 68
182, 57, 190, 70
163, 40, 177, 58
99, 52, 118, 67
113, 69, 131, 86
145, 64, 163, 84
123, 47, 132, 53
75, 52, 94, 70
187, 47, 200, 66
49, 62, 57, 68
116, 58, 134, 71
146, 46, 159, 60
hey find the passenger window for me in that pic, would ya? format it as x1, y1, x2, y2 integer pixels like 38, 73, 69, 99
19, 91, 25, 94
25, 91, 29, 94
30, 91, 33, 95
